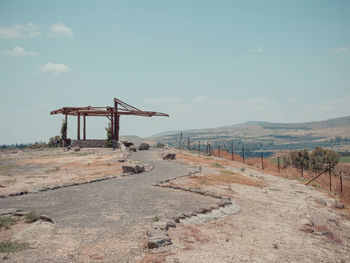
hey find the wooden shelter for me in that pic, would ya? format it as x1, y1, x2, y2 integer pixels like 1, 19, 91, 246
50, 98, 169, 142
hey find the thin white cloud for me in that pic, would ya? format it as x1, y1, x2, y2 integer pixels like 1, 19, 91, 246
143, 97, 183, 104
248, 47, 263, 52
39, 62, 70, 75
3, 46, 38, 56
193, 96, 208, 103
0, 23, 41, 38
332, 46, 347, 53
48, 23, 73, 37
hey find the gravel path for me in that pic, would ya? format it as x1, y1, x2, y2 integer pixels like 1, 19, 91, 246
0, 149, 216, 262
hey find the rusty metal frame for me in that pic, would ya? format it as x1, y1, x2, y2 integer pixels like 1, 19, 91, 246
50, 97, 169, 141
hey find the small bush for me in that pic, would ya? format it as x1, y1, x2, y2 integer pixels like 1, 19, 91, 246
0, 241, 30, 253
24, 210, 39, 223
0, 216, 19, 229
152, 216, 160, 222
105, 123, 113, 147
211, 163, 224, 168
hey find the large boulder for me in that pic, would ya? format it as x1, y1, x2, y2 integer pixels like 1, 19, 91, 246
128, 145, 137, 152
147, 229, 172, 249
162, 151, 176, 160
122, 164, 145, 174
138, 143, 150, 150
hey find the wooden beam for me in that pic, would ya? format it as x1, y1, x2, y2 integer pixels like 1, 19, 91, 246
116, 115, 120, 141
114, 100, 118, 140
83, 114, 86, 140
77, 113, 80, 140
110, 113, 114, 140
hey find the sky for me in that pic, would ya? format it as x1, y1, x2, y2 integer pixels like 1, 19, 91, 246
0, 0, 349, 144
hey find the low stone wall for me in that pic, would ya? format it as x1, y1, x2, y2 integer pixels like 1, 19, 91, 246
72, 139, 120, 148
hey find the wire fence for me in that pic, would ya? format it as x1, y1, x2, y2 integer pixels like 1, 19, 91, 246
177, 138, 350, 206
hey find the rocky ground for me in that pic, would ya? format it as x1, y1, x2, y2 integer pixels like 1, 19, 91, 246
153, 151, 350, 263
0, 148, 349, 262
0, 148, 217, 262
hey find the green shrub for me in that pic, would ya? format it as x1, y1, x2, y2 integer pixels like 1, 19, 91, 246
24, 210, 39, 223
105, 123, 113, 147
0, 216, 19, 229
0, 241, 30, 253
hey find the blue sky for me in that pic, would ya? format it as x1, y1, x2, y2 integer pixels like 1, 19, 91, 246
0, 0, 349, 144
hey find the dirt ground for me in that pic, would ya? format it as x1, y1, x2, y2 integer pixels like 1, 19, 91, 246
0, 148, 127, 196
1, 148, 350, 262
152, 151, 350, 263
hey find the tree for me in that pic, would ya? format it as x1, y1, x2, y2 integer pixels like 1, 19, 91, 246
290, 149, 309, 170
105, 123, 113, 147
310, 147, 340, 172
324, 149, 340, 170
60, 119, 67, 142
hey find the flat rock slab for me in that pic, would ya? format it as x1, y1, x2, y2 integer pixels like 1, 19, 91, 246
147, 229, 172, 249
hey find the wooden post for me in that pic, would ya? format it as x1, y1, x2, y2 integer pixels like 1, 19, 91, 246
114, 101, 119, 141
179, 132, 182, 148
218, 145, 221, 157
231, 142, 234, 161
110, 112, 114, 140
77, 113, 80, 140
242, 147, 245, 163
329, 168, 332, 192
65, 113, 68, 140
198, 141, 200, 152
188, 138, 190, 150
278, 157, 280, 173
261, 154, 264, 170
116, 115, 120, 141
340, 172, 343, 194
83, 114, 86, 140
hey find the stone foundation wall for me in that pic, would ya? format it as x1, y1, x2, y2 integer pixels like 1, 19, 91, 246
72, 139, 120, 148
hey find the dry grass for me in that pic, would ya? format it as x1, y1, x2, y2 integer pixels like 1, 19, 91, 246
188, 171, 267, 188
182, 149, 350, 214
139, 252, 170, 263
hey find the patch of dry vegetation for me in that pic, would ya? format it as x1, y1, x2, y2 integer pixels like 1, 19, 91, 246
188, 171, 267, 188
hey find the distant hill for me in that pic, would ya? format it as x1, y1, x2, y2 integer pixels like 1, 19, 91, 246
150, 116, 350, 154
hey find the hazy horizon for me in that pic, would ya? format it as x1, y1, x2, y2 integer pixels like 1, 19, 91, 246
1, 1, 350, 144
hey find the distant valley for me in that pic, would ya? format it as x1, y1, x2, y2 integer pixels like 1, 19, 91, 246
147, 116, 350, 156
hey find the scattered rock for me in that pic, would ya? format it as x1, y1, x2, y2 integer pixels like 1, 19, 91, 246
138, 143, 150, 150
39, 215, 54, 223
331, 201, 345, 209
162, 151, 176, 160
73, 147, 80, 152
152, 221, 167, 230
166, 220, 176, 228
118, 159, 126, 162
299, 218, 314, 228
128, 146, 137, 152
0, 208, 23, 216
122, 164, 145, 174
147, 229, 172, 249
316, 199, 327, 206
218, 199, 231, 207
122, 141, 134, 147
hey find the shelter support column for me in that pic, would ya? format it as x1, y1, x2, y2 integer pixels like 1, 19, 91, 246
114, 100, 118, 141
116, 115, 120, 141
110, 113, 114, 140
64, 113, 68, 140
83, 114, 86, 140
77, 113, 80, 140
